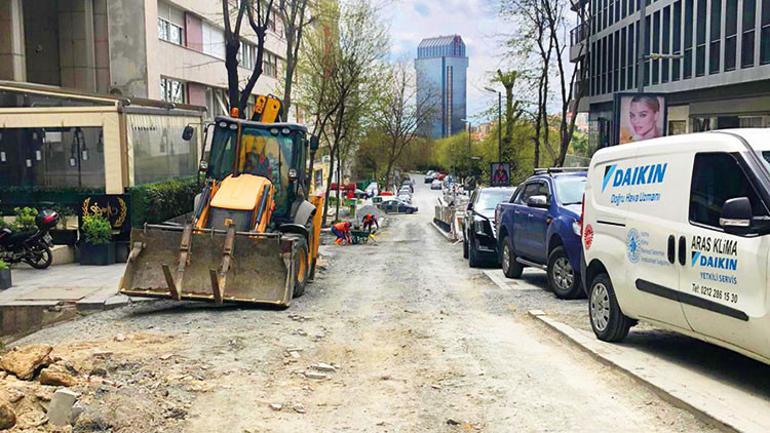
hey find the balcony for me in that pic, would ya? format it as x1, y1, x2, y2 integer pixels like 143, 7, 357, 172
569, 23, 588, 62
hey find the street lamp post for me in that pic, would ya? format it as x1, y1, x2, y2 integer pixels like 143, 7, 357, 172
460, 118, 471, 154
484, 87, 502, 162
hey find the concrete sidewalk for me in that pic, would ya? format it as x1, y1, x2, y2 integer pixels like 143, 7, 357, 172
0, 264, 146, 336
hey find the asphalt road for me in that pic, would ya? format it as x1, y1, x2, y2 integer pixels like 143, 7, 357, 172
11, 176, 724, 433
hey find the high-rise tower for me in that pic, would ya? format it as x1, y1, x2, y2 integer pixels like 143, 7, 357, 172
415, 35, 469, 139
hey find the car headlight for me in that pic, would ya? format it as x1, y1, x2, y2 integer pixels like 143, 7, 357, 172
572, 220, 581, 236
474, 218, 489, 235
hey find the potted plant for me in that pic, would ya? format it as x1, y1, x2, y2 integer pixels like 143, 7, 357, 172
50, 205, 79, 245
0, 260, 10, 290
79, 215, 115, 265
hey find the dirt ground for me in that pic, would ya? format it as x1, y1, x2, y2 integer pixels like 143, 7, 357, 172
2, 181, 726, 433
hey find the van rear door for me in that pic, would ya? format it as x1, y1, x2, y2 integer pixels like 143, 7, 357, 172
678, 151, 768, 356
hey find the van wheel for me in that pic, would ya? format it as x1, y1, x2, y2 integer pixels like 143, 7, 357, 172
292, 237, 309, 298
588, 273, 632, 342
500, 236, 523, 278
547, 246, 582, 299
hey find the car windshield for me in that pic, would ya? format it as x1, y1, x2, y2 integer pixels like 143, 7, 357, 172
477, 189, 514, 210
555, 176, 587, 205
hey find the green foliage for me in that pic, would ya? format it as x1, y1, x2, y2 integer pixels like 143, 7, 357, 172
0, 259, 8, 271
81, 214, 112, 245
13, 207, 38, 231
128, 177, 198, 226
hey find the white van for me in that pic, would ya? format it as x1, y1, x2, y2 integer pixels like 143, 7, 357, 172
581, 129, 770, 364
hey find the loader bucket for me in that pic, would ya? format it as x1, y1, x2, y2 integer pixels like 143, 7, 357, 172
119, 225, 297, 306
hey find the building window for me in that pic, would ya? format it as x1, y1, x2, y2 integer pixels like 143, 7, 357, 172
740, 116, 764, 127
157, 2, 185, 45
742, 0, 756, 67
158, 18, 184, 45
652, 11, 661, 84
725, 0, 738, 70
669, 120, 687, 134
662, 6, 671, 83
263, 51, 279, 78
202, 22, 226, 59
761, 0, 770, 64
673, 1, 682, 80
614, 30, 621, 91
240, 43, 257, 70
695, 0, 707, 76
644, 16, 651, 86
160, 77, 186, 104
618, 27, 628, 90
628, 23, 636, 88
710, 0, 722, 73
684, 0, 694, 78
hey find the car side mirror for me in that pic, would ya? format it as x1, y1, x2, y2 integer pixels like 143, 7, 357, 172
309, 135, 319, 152
182, 125, 195, 141
720, 197, 752, 234
527, 195, 549, 208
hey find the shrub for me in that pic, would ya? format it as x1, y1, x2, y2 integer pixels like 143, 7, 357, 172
81, 215, 112, 245
13, 207, 38, 231
0, 259, 8, 271
128, 177, 198, 226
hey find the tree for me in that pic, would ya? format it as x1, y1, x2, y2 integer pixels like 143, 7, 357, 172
494, 69, 525, 164
371, 61, 436, 190
222, 0, 275, 117
499, 0, 586, 167
278, 0, 314, 119
298, 0, 387, 224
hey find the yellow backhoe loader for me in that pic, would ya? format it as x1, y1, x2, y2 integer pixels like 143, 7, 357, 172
119, 95, 324, 307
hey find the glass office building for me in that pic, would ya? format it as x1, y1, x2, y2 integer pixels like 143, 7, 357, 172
571, 0, 770, 147
416, 35, 469, 139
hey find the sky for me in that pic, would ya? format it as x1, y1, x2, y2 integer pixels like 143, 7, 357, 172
381, 0, 510, 122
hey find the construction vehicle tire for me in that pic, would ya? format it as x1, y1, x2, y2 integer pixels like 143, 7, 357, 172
293, 236, 309, 298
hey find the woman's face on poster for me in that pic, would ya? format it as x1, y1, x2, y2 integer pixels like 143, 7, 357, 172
629, 100, 659, 138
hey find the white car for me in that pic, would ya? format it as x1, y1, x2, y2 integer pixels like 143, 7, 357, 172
431, 179, 442, 190
582, 129, 770, 364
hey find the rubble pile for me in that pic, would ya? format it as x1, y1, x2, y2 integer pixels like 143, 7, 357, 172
0, 333, 202, 432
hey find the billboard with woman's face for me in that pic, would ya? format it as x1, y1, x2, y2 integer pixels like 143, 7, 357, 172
614, 93, 667, 144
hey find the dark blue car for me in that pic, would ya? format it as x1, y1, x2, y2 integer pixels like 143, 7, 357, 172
495, 169, 587, 299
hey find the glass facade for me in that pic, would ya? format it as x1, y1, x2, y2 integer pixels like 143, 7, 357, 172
415, 35, 468, 139
583, 0, 770, 98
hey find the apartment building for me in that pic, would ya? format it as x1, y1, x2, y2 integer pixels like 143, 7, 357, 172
571, 0, 770, 146
0, 0, 287, 116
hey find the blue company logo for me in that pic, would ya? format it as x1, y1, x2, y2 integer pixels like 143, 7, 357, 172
691, 251, 738, 270
602, 163, 668, 192
626, 229, 640, 263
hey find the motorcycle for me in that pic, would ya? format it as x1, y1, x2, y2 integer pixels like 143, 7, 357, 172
0, 209, 60, 269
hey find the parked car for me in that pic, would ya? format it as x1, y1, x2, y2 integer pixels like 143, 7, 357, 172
425, 170, 435, 183
582, 130, 770, 365
431, 179, 443, 190
496, 168, 587, 299
365, 182, 379, 197
380, 198, 418, 214
463, 187, 516, 267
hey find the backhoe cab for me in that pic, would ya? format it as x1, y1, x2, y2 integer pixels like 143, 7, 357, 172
119, 96, 324, 307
